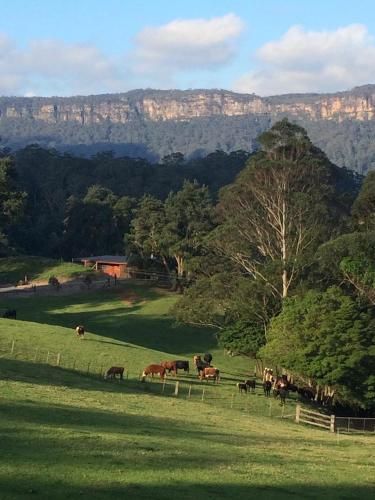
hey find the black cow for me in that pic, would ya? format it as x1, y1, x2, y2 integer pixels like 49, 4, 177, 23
203, 353, 213, 365
279, 387, 289, 405
3, 309, 16, 319
245, 379, 256, 393
196, 360, 210, 376
297, 387, 315, 400
237, 382, 247, 393
175, 360, 189, 373
263, 380, 272, 397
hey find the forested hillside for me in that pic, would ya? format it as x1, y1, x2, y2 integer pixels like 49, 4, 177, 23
2, 86, 375, 173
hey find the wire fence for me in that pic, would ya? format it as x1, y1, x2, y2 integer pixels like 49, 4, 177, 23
1, 338, 373, 433
336, 417, 375, 434
0, 338, 295, 420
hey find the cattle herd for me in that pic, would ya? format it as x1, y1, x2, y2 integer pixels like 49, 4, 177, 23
102, 352, 221, 385
101, 357, 316, 406
72, 327, 315, 404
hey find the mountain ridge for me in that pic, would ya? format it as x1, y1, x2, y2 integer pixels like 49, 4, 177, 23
2, 84, 375, 124
1, 84, 375, 174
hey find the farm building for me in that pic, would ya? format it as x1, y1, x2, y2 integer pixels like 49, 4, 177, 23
73, 255, 135, 278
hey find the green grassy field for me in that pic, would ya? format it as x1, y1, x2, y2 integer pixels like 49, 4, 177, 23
0, 284, 374, 499
0, 256, 94, 284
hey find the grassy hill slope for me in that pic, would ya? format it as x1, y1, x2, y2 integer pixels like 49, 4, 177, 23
0, 256, 96, 285
0, 284, 374, 499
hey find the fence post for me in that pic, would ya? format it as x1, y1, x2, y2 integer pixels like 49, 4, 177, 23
174, 381, 179, 396
330, 414, 336, 433
162, 380, 166, 393
56, 353, 61, 366
188, 384, 192, 399
201, 387, 205, 401
34, 348, 39, 362
296, 404, 301, 423
87, 362, 91, 374
231, 393, 234, 409
10, 340, 15, 355
46, 351, 50, 364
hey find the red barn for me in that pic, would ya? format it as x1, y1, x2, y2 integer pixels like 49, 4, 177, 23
73, 255, 134, 278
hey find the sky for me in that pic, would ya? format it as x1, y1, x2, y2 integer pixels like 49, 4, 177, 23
1, 0, 375, 97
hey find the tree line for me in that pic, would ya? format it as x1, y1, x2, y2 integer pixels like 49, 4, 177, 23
0, 119, 374, 411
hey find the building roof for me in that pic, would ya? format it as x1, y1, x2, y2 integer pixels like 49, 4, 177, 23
73, 255, 128, 265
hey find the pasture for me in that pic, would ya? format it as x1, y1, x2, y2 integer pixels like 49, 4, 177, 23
0, 284, 374, 499
0, 256, 93, 285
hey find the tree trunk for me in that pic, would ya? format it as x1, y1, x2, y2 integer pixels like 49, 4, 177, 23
281, 199, 289, 298
162, 256, 171, 274
175, 255, 184, 277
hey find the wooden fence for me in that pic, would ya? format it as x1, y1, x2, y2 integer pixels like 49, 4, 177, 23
296, 404, 335, 432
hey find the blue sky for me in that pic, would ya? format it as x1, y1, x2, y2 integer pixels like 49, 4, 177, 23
1, 0, 375, 96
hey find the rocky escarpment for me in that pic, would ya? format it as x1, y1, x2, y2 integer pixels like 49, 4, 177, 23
1, 85, 375, 125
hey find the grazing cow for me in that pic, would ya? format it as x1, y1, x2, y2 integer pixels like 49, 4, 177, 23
237, 382, 247, 393
200, 367, 220, 383
104, 366, 124, 380
196, 360, 210, 376
297, 387, 315, 400
161, 360, 190, 375
279, 387, 289, 406
75, 325, 85, 338
160, 360, 177, 375
3, 309, 16, 320
193, 355, 201, 366
245, 379, 256, 393
273, 377, 289, 402
175, 360, 189, 374
141, 364, 166, 382
203, 353, 213, 365
263, 380, 272, 397
193, 355, 209, 376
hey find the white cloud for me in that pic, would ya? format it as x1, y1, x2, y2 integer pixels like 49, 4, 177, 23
0, 36, 125, 96
234, 24, 375, 96
0, 13, 244, 96
132, 14, 244, 76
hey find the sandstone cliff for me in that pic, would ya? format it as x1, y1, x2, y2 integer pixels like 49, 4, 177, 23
1, 85, 375, 125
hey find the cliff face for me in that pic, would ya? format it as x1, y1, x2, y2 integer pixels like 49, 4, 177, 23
1, 85, 375, 125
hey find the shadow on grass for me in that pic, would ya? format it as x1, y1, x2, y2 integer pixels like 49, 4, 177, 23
0, 358, 246, 399
0, 476, 373, 500
0, 358, 179, 397
0, 285, 218, 356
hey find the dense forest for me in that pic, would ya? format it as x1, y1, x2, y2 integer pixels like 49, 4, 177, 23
1, 119, 374, 412
2, 115, 375, 175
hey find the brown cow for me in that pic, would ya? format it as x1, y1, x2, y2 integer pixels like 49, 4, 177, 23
200, 367, 220, 383
141, 364, 166, 382
161, 360, 190, 375
160, 360, 177, 375
104, 366, 124, 380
